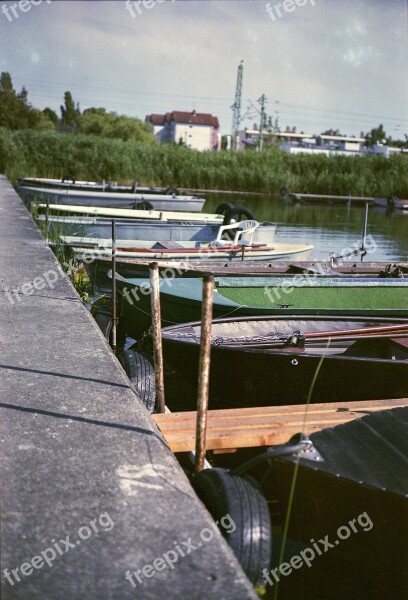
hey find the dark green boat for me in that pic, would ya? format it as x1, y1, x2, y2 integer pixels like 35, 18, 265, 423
114, 273, 408, 340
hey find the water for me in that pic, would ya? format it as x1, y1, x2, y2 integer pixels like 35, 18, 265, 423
205, 195, 408, 262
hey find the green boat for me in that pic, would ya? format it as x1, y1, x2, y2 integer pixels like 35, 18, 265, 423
114, 274, 408, 340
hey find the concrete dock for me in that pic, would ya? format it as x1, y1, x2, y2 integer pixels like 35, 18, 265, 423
0, 175, 257, 600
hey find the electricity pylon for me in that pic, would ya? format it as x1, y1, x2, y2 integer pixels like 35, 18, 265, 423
231, 60, 244, 150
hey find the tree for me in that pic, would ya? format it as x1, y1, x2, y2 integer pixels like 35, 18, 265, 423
0, 72, 54, 131
60, 91, 81, 132
364, 124, 389, 147
42, 107, 59, 126
78, 107, 155, 143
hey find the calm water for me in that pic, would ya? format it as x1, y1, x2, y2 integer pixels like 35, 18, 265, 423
205, 195, 408, 262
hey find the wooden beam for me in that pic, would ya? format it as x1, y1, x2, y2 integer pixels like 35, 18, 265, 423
153, 398, 408, 453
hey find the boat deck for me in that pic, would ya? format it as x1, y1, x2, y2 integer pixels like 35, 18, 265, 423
153, 398, 408, 453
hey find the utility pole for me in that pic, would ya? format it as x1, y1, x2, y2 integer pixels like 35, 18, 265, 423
231, 60, 244, 150
258, 94, 267, 151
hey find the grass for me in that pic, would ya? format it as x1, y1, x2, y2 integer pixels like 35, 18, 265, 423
2, 128, 408, 197
30, 199, 92, 301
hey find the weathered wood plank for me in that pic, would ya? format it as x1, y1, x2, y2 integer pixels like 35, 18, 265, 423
153, 398, 408, 452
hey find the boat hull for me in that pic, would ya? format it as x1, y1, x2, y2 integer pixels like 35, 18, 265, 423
374, 197, 408, 210
145, 316, 408, 411
113, 276, 408, 340
17, 185, 206, 212
159, 338, 408, 411
51, 218, 276, 242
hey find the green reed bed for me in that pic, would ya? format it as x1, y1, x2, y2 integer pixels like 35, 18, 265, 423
1, 128, 408, 197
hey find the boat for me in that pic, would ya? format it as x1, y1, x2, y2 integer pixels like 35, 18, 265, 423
374, 196, 408, 211
36, 202, 230, 240
137, 315, 408, 411
46, 214, 276, 242
70, 237, 312, 263
17, 176, 180, 195
109, 270, 408, 339
16, 184, 206, 212
84, 258, 408, 288
85, 257, 408, 288
194, 405, 408, 599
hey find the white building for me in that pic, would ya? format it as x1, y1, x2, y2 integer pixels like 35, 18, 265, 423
237, 128, 379, 156
145, 111, 220, 151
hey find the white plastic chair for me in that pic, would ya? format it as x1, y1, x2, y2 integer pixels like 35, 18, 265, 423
211, 220, 259, 246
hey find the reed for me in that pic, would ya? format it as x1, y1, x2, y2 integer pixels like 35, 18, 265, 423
2, 129, 408, 197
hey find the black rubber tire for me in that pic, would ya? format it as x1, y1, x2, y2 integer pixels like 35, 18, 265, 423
279, 187, 288, 197
117, 349, 156, 412
137, 200, 154, 210
94, 311, 112, 340
387, 195, 396, 209
223, 206, 256, 225
131, 181, 139, 193
92, 303, 126, 350
62, 175, 75, 183
192, 468, 272, 585
215, 202, 235, 216
165, 186, 179, 195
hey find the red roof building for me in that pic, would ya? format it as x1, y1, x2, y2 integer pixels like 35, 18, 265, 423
145, 110, 220, 151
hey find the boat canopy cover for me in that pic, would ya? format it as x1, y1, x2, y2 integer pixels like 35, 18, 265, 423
283, 407, 408, 497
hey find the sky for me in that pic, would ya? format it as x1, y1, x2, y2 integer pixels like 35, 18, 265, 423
0, 0, 407, 138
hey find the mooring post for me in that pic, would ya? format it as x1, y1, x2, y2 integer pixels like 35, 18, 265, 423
111, 219, 117, 353
149, 262, 165, 413
361, 201, 369, 261
195, 275, 214, 473
45, 199, 49, 244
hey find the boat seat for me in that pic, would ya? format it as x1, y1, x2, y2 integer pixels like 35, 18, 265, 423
211, 220, 259, 247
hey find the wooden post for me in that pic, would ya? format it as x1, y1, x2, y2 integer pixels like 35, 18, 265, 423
150, 262, 165, 413
111, 219, 117, 353
195, 275, 214, 472
45, 199, 49, 244
360, 201, 369, 261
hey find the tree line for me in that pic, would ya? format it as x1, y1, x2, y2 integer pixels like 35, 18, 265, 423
0, 72, 155, 144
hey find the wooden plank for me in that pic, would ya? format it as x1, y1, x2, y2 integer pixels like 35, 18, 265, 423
153, 398, 408, 453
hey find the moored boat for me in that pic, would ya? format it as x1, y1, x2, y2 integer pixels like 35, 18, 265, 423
374, 196, 408, 211
17, 184, 206, 212
17, 176, 179, 195
138, 315, 408, 411
47, 215, 276, 242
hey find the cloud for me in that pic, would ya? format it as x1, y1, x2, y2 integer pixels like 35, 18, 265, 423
1, 0, 406, 136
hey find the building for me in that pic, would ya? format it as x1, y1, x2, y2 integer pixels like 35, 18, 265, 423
145, 110, 220, 151
238, 128, 313, 150
145, 113, 166, 136
236, 128, 404, 156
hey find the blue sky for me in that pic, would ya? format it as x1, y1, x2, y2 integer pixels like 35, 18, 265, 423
1, 0, 407, 138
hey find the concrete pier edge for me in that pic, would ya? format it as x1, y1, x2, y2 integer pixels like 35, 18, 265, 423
0, 175, 257, 600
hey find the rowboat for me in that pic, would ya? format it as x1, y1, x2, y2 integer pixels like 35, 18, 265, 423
46, 215, 276, 242
112, 272, 408, 340
138, 315, 408, 411
70, 238, 312, 262
17, 184, 206, 212
374, 196, 408, 211
85, 258, 408, 288
17, 176, 179, 195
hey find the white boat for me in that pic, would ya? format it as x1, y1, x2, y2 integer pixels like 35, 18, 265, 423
17, 185, 206, 212
374, 196, 408, 211
38, 203, 224, 223
17, 176, 176, 195
42, 214, 276, 242
62, 220, 313, 263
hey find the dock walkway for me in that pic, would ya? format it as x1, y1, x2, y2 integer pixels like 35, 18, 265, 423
0, 175, 256, 600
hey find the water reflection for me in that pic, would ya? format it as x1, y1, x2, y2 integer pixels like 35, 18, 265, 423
205, 195, 408, 262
